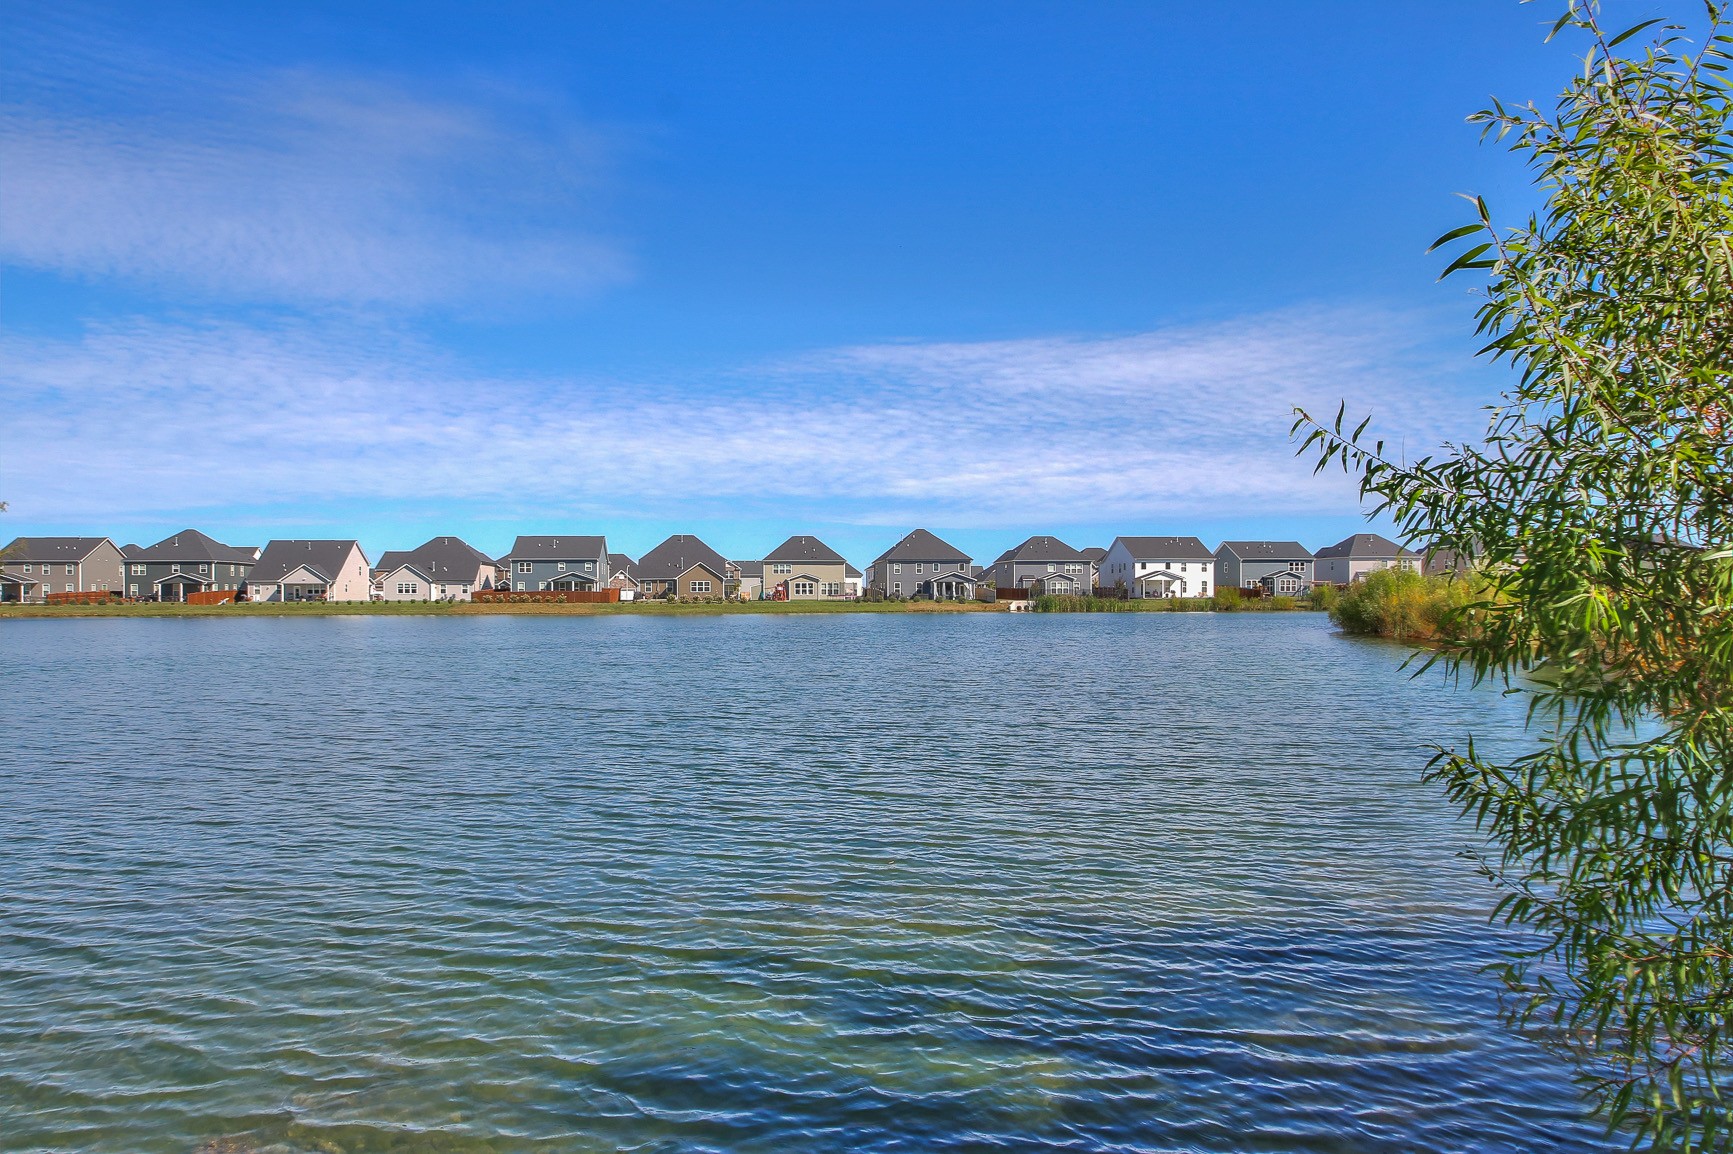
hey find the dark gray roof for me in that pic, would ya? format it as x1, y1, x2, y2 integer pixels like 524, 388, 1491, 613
1079, 547, 1107, 562
845, 563, 861, 578
2, 536, 119, 562
1218, 540, 1314, 561
134, 528, 257, 565
377, 536, 496, 578
507, 535, 607, 562
250, 540, 364, 584
638, 534, 729, 581
375, 561, 435, 582
1314, 533, 1413, 560
732, 560, 764, 579
765, 535, 845, 564
992, 535, 1089, 564
1111, 535, 1215, 561
121, 544, 145, 559
872, 528, 971, 566
608, 553, 637, 578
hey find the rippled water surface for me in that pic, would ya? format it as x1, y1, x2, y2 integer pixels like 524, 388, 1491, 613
2, 613, 1613, 1152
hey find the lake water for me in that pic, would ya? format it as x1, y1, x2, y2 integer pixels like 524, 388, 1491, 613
1, 613, 1614, 1153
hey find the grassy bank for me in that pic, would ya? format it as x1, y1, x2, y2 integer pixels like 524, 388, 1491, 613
1313, 568, 1485, 642
0, 598, 1004, 619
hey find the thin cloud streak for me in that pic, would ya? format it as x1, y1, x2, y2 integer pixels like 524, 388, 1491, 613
1, 307, 1491, 530
0, 67, 629, 309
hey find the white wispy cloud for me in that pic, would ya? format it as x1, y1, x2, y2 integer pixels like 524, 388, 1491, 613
0, 307, 1492, 527
0, 60, 628, 309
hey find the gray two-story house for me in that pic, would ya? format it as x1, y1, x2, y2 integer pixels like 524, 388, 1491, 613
983, 535, 1096, 595
2, 537, 127, 602
866, 528, 976, 599
502, 535, 610, 592
1215, 540, 1314, 595
1313, 533, 1418, 585
122, 528, 258, 601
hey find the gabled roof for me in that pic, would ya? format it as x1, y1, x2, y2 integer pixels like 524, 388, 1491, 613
375, 560, 436, 584
134, 529, 257, 565
1314, 533, 1414, 560
250, 540, 364, 584
845, 563, 861, 578
765, 534, 845, 564
638, 534, 730, 581
872, 528, 971, 566
1079, 547, 1107, 562
1110, 535, 1215, 562
1, 536, 120, 562
378, 536, 496, 579
1217, 540, 1314, 561
122, 544, 145, 559
732, 560, 764, 579
992, 535, 1089, 564
608, 553, 637, 578
506, 535, 608, 562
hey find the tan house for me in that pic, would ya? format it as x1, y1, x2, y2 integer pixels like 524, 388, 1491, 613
762, 534, 849, 599
637, 534, 730, 599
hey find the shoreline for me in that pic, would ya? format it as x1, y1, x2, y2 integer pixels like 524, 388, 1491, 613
0, 599, 1325, 619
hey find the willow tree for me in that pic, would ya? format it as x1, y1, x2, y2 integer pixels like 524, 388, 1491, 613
1295, 4, 1733, 1148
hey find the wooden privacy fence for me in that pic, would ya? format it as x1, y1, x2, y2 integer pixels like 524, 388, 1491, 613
995, 587, 1030, 601
473, 588, 620, 604
44, 591, 124, 604
186, 590, 238, 605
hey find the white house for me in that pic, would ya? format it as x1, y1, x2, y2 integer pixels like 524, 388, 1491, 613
1097, 536, 1215, 598
246, 540, 372, 602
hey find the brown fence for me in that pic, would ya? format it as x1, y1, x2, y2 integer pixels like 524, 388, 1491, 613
45, 591, 125, 605
186, 590, 238, 605
473, 588, 620, 604
995, 587, 1030, 601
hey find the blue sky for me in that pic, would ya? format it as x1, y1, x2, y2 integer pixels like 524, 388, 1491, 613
0, 2, 1660, 565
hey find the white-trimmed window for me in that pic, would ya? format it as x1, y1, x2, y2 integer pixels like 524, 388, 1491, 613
557, 562, 567, 572
199, 563, 209, 574
22, 563, 31, 573
129, 584, 138, 596
65, 564, 75, 574
892, 563, 901, 573
792, 580, 815, 596
691, 580, 713, 594
65, 583, 74, 592
771, 563, 791, 574
914, 563, 923, 573
130, 564, 145, 575
583, 561, 593, 572
516, 561, 534, 573
397, 582, 418, 595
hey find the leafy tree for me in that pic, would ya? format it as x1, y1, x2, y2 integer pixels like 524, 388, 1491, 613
1295, 4, 1733, 1147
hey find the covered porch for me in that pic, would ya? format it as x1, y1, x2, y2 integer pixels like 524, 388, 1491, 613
0, 573, 38, 603
1133, 570, 1187, 599
154, 572, 214, 602
548, 573, 599, 591
919, 570, 978, 600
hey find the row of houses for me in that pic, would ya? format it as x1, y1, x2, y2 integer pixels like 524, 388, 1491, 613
0, 527, 1423, 604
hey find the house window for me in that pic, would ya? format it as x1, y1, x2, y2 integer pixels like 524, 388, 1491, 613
1065, 564, 1082, 573
691, 580, 713, 594
65, 584, 74, 592
893, 582, 902, 594
21, 564, 30, 573
557, 562, 567, 572
199, 563, 209, 574
771, 563, 792, 574
1289, 561, 1306, 572
584, 562, 593, 572
892, 564, 901, 574
538, 581, 547, 590
130, 564, 145, 575
397, 583, 418, 595
1046, 564, 1056, 572
915, 563, 923, 573
129, 584, 138, 596
66, 564, 75, 574
792, 580, 815, 596
516, 562, 533, 573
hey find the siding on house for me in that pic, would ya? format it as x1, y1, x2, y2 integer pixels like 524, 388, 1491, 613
638, 535, 731, 598
762, 535, 848, 599
371, 536, 499, 600
866, 528, 974, 598
983, 535, 1095, 594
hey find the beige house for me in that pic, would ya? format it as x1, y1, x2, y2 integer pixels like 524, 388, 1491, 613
637, 534, 730, 599
762, 535, 849, 599
246, 540, 371, 602
370, 536, 500, 601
